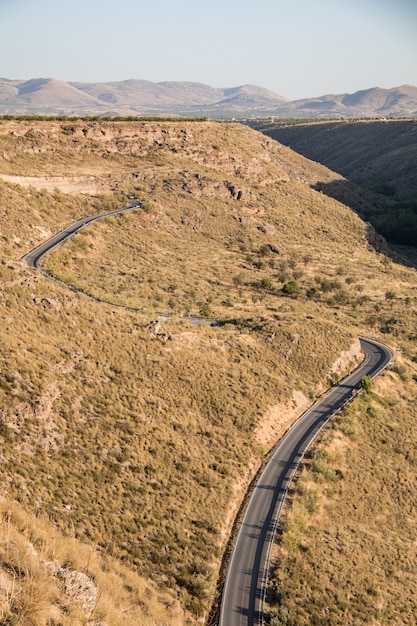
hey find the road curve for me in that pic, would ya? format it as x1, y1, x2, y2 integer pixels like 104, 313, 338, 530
20, 210, 393, 624
219, 337, 393, 626
21, 201, 142, 268
21, 200, 219, 326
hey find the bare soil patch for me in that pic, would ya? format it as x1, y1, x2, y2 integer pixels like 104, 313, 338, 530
254, 390, 311, 452
0, 174, 105, 194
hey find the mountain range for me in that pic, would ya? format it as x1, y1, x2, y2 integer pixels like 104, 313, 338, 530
0, 78, 416, 118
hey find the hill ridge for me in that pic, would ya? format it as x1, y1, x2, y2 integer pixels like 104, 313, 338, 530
0, 78, 416, 118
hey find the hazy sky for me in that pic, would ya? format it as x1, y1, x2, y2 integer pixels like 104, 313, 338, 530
1, 0, 416, 99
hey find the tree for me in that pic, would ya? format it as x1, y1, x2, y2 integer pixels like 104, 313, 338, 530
360, 375, 372, 392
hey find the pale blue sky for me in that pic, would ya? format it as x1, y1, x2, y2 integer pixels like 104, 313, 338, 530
1, 0, 416, 99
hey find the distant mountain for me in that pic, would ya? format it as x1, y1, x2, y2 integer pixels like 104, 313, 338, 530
0, 78, 288, 117
70, 80, 289, 110
11, 78, 102, 108
284, 85, 417, 118
0, 78, 416, 118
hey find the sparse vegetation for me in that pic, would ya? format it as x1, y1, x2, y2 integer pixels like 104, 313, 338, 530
254, 119, 417, 248
0, 114, 208, 122
0, 496, 185, 625
267, 370, 417, 626
0, 118, 416, 625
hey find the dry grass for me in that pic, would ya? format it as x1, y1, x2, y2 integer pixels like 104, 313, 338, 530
0, 497, 186, 625
268, 359, 417, 626
0, 119, 416, 624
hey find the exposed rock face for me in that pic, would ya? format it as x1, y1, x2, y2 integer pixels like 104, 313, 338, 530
42, 297, 60, 309
257, 224, 276, 236
254, 389, 311, 452
146, 319, 173, 342
45, 562, 99, 618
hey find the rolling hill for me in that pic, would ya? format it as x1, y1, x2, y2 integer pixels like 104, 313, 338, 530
0, 78, 416, 118
0, 78, 288, 117
281, 84, 417, 118
0, 119, 416, 625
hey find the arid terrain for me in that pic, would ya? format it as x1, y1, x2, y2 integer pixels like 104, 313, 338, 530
1, 79, 416, 118
0, 119, 416, 625
253, 119, 417, 193
253, 119, 417, 249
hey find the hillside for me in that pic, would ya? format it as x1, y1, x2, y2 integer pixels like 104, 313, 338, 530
251, 119, 417, 193
0, 79, 288, 117
252, 119, 417, 247
1, 79, 417, 118
0, 120, 416, 625
278, 84, 417, 118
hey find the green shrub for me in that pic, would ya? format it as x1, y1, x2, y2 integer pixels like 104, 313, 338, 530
282, 281, 300, 296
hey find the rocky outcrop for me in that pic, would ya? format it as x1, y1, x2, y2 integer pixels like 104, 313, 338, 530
44, 561, 99, 618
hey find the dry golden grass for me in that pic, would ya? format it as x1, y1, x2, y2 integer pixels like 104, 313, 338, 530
0, 119, 416, 624
0, 497, 186, 625
268, 357, 417, 626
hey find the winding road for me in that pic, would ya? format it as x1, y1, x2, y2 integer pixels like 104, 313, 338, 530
21, 200, 142, 268
219, 337, 393, 626
20, 205, 393, 626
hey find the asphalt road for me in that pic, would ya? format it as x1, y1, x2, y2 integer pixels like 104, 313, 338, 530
20, 211, 393, 624
219, 337, 393, 626
21, 201, 142, 268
